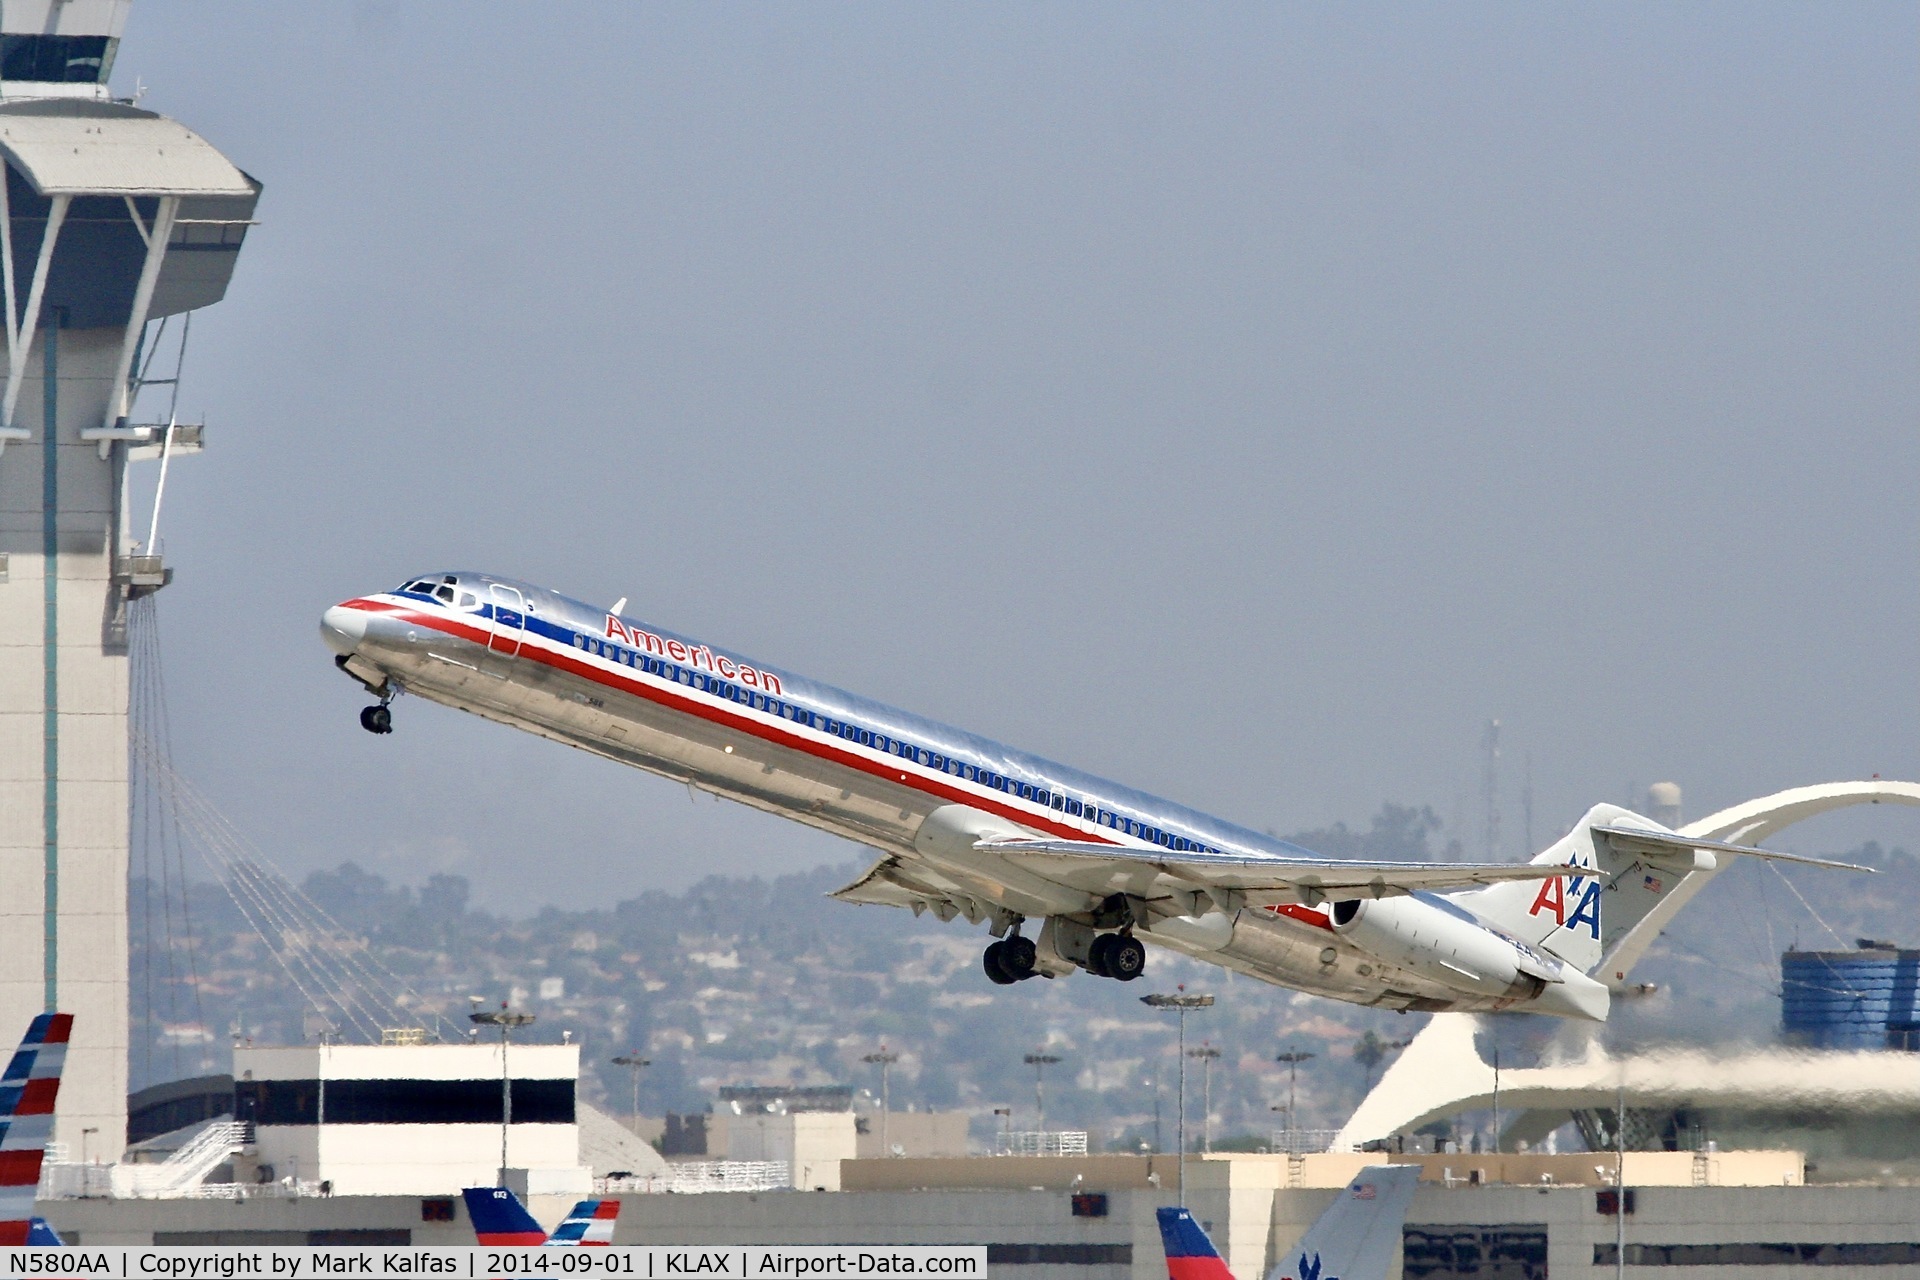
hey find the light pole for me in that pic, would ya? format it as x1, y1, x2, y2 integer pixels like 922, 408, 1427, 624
1274, 1049, 1315, 1154
1142, 989, 1214, 1205
471, 1003, 536, 1187
862, 1047, 899, 1155
1023, 1052, 1061, 1134
1187, 1045, 1221, 1154
610, 1053, 649, 1134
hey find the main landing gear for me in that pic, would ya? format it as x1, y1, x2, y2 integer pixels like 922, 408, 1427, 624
1086, 932, 1146, 981
983, 935, 1037, 985
359, 703, 393, 735
981, 928, 1147, 984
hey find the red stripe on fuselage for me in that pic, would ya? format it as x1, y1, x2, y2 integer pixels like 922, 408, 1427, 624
338, 598, 1127, 848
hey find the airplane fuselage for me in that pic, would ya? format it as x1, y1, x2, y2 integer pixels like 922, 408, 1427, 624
322, 572, 1604, 1018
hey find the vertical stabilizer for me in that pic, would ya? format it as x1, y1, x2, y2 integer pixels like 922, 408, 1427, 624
463, 1186, 549, 1245
1272, 1165, 1420, 1280
546, 1200, 620, 1246
1456, 804, 1706, 974
0, 1013, 73, 1246
1156, 1207, 1237, 1280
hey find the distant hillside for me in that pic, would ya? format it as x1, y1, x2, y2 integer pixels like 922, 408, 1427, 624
132, 807, 1915, 1151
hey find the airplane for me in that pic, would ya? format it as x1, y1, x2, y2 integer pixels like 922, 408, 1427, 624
1158, 1164, 1419, 1280
0, 1013, 73, 1247
462, 1186, 620, 1245
322, 573, 1866, 1021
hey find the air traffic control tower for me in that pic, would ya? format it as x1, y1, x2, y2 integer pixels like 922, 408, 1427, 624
0, 0, 257, 1158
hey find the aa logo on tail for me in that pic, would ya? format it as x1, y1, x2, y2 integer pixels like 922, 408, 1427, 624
1527, 871, 1600, 939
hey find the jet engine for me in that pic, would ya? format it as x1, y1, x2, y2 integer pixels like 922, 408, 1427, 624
1327, 894, 1550, 1004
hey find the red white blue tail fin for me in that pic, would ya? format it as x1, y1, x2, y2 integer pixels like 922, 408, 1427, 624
464, 1186, 621, 1247
0, 1014, 73, 1247
463, 1186, 549, 1245
1274, 1165, 1419, 1280
546, 1199, 620, 1246
1452, 804, 1863, 980
1156, 1207, 1236, 1280
26, 1218, 61, 1245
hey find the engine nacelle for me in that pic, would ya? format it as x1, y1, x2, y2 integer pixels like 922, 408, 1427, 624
1327, 894, 1547, 1004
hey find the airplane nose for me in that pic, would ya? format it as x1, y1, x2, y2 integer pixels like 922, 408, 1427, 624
320, 603, 369, 656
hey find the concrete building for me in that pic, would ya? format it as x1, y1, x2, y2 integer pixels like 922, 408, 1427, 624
232, 1042, 585, 1197
0, 0, 256, 1160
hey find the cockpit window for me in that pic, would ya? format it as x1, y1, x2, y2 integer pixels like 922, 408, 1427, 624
455, 590, 480, 610
404, 579, 437, 594
434, 584, 455, 603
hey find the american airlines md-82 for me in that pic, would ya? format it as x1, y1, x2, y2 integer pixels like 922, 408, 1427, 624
321, 573, 1862, 1020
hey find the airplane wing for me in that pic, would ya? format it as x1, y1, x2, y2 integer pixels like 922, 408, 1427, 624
975, 838, 1593, 908
1590, 825, 1874, 873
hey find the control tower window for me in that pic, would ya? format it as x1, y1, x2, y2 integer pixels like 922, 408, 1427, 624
0, 35, 118, 84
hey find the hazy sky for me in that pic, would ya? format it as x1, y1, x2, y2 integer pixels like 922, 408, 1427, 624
115, 3, 1918, 910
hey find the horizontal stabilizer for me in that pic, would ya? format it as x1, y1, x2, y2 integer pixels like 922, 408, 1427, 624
1590, 826, 1874, 873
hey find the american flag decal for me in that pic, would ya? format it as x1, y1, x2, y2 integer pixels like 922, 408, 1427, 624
1352, 1182, 1376, 1199
1643, 874, 1664, 893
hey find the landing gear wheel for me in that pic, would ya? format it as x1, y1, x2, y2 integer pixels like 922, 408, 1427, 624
1000, 935, 1038, 981
983, 940, 1018, 985
1106, 934, 1147, 982
1087, 933, 1117, 977
360, 704, 393, 735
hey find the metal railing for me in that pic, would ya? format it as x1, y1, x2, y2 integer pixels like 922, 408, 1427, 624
113, 1121, 253, 1198
596, 1161, 791, 1195
1269, 1128, 1340, 1156
995, 1131, 1089, 1157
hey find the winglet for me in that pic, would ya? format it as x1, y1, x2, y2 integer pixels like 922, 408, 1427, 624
1156, 1207, 1236, 1280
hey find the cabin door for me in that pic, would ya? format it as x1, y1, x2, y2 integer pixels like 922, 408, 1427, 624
487, 584, 526, 658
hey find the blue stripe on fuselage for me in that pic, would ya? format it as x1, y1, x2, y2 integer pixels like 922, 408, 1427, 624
408, 574, 1320, 863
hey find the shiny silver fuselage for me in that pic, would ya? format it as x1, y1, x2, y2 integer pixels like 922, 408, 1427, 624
325, 572, 1537, 1014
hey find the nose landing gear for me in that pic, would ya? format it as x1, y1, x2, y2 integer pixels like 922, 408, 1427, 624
359, 703, 393, 735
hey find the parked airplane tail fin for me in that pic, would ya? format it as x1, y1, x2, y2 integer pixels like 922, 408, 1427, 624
1273, 1165, 1420, 1280
1458, 805, 1870, 979
0, 1013, 74, 1247
463, 1186, 550, 1245
26, 1218, 61, 1245
546, 1199, 620, 1246
1156, 1207, 1237, 1280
